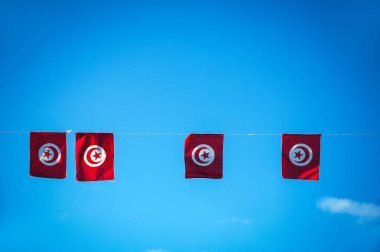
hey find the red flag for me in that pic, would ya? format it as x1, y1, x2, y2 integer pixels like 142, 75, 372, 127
185, 134, 224, 179
282, 134, 321, 180
75, 133, 114, 181
30, 132, 67, 179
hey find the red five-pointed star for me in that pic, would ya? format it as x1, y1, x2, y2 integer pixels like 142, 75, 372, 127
43, 150, 51, 159
93, 151, 101, 160
294, 150, 303, 160
201, 151, 210, 160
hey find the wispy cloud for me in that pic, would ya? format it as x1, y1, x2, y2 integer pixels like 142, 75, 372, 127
145, 249, 168, 252
59, 211, 70, 221
83, 184, 102, 191
216, 217, 252, 226
317, 197, 380, 221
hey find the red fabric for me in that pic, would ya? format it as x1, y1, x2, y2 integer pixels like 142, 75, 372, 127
76, 133, 114, 181
282, 134, 321, 180
185, 134, 224, 179
30, 132, 66, 179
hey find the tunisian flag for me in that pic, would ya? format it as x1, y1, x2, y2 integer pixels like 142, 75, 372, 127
76, 133, 114, 181
30, 132, 67, 179
282, 134, 321, 180
185, 134, 224, 179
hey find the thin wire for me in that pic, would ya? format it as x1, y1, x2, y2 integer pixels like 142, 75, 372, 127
323, 133, 380, 136
1, 130, 380, 136
102, 132, 380, 136
114, 132, 189, 135
0, 130, 29, 134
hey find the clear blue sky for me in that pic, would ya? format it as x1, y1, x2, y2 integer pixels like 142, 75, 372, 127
1, 1, 380, 251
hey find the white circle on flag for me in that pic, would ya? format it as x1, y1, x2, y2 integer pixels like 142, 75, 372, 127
191, 144, 215, 166
84, 145, 106, 167
289, 143, 313, 166
38, 143, 61, 166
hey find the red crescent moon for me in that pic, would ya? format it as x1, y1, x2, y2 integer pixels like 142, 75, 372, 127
86, 147, 101, 165
44, 145, 58, 163
294, 146, 310, 164
195, 147, 208, 164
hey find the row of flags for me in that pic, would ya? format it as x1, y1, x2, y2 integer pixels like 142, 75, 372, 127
30, 132, 321, 181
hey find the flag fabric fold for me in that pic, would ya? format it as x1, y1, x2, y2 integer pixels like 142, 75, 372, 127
185, 134, 224, 179
30, 132, 67, 179
75, 133, 114, 181
282, 134, 321, 180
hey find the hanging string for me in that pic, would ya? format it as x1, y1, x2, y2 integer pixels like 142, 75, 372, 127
113, 133, 380, 136
114, 132, 189, 135
0, 130, 29, 134
322, 133, 380, 136
1, 130, 380, 136
0, 130, 73, 134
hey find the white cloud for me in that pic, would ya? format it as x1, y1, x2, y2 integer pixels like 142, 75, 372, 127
317, 197, 380, 221
216, 217, 252, 226
59, 211, 70, 220
145, 249, 168, 252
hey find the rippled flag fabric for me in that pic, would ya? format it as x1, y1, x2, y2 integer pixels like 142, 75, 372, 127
30, 132, 67, 179
282, 134, 321, 180
185, 134, 224, 179
76, 133, 114, 181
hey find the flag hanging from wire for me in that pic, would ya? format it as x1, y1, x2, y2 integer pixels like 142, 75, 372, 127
75, 133, 114, 181
185, 134, 224, 179
282, 134, 321, 180
30, 132, 67, 179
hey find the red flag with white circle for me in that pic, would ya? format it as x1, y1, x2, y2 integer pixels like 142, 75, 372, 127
282, 134, 321, 180
75, 133, 114, 181
185, 134, 224, 179
30, 132, 67, 179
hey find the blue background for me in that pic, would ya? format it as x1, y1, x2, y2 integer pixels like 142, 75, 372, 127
1, 0, 380, 251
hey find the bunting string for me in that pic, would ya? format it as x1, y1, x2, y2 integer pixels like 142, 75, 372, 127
6, 130, 380, 180
1, 130, 380, 136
